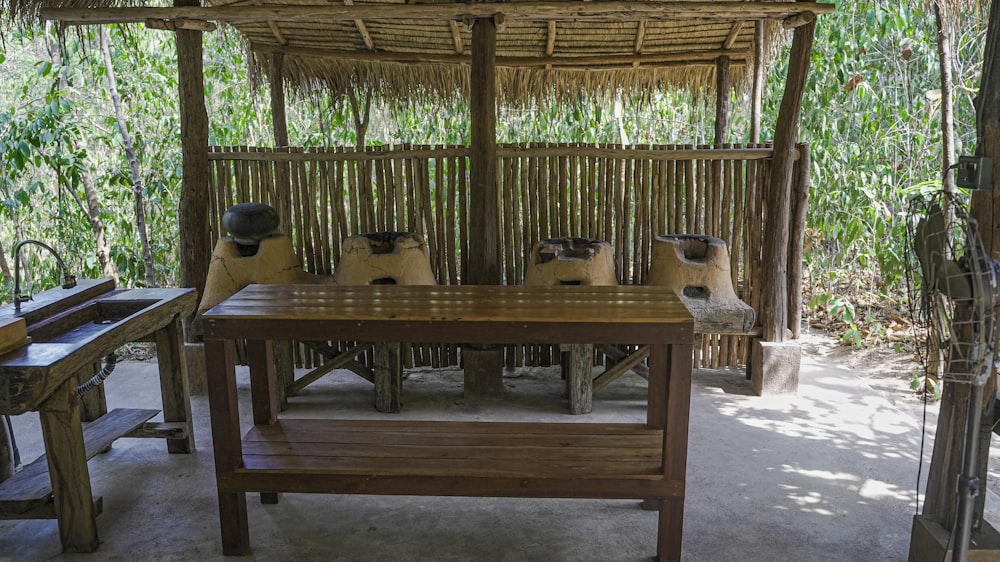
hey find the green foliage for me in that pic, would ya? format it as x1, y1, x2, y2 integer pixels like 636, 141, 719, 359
761, 1, 985, 348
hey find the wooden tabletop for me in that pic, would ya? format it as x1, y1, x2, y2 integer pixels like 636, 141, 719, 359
201, 284, 694, 345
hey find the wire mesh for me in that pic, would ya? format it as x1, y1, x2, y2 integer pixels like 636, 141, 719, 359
907, 190, 997, 385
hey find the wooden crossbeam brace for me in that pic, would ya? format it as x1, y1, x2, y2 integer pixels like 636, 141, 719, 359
722, 20, 744, 49
449, 20, 464, 54
783, 11, 816, 29
144, 17, 216, 31
43, 2, 837, 26
289, 342, 375, 395
632, 20, 647, 67
545, 20, 557, 69
250, 0, 287, 46
344, 0, 376, 51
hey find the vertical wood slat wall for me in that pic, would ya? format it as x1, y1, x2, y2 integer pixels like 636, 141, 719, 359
207, 143, 800, 369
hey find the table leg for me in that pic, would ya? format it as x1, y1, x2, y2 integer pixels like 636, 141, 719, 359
205, 339, 250, 555
651, 343, 692, 562
247, 340, 281, 505
38, 378, 99, 553
155, 317, 195, 453
272, 340, 293, 411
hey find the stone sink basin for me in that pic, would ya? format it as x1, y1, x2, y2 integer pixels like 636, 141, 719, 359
28, 298, 161, 344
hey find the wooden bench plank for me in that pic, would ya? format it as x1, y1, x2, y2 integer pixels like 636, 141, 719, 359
0, 408, 158, 516
224, 471, 683, 499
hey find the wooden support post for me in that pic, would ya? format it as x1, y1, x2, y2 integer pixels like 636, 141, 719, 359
267, 52, 295, 410
38, 379, 98, 553
374, 342, 403, 413
760, 18, 814, 343
970, 0, 1000, 531
269, 52, 288, 147
943, 0, 1000, 538
751, 20, 765, 143
787, 143, 810, 339
468, 16, 500, 285
155, 316, 196, 453
714, 55, 730, 146
176, 1, 210, 341
566, 344, 593, 415
463, 16, 505, 398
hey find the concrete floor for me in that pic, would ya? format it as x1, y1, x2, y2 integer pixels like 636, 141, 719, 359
0, 352, 987, 561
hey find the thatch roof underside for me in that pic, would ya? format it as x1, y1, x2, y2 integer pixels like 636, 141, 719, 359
16, 0, 836, 106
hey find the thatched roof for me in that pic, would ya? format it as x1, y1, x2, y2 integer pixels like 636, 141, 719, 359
14, 0, 835, 105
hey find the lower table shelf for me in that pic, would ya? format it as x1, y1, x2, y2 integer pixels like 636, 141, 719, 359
222, 418, 682, 500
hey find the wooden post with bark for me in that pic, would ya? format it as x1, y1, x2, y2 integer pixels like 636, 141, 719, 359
760, 19, 815, 343
962, 0, 1000, 543
268, 52, 294, 408
714, 55, 730, 146
463, 16, 505, 398
176, 0, 211, 338
912, 0, 1000, 557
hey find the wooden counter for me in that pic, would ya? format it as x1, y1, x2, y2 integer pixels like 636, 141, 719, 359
202, 284, 694, 561
0, 281, 197, 553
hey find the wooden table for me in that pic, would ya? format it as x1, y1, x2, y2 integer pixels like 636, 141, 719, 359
0, 279, 196, 553
202, 284, 694, 561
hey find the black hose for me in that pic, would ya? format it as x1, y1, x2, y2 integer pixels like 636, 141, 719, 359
2, 414, 18, 468
76, 352, 118, 396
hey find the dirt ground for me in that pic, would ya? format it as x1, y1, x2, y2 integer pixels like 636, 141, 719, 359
797, 326, 1000, 505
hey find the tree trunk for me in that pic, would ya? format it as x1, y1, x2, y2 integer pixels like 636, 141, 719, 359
100, 26, 156, 287
0, 241, 11, 285
934, 0, 956, 194
347, 88, 372, 150
49, 25, 117, 281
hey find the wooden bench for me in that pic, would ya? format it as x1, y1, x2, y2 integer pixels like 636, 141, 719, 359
202, 284, 694, 561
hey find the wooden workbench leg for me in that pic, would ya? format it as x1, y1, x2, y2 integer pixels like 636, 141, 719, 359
155, 317, 196, 453
205, 340, 251, 555
374, 342, 402, 413
39, 378, 99, 553
566, 344, 593, 415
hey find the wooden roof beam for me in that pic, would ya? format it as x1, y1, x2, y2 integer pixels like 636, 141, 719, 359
145, 17, 217, 31
43, 2, 836, 26
253, 42, 751, 67
250, 0, 288, 46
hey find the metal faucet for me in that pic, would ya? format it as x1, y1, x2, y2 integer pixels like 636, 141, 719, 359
13, 239, 77, 315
